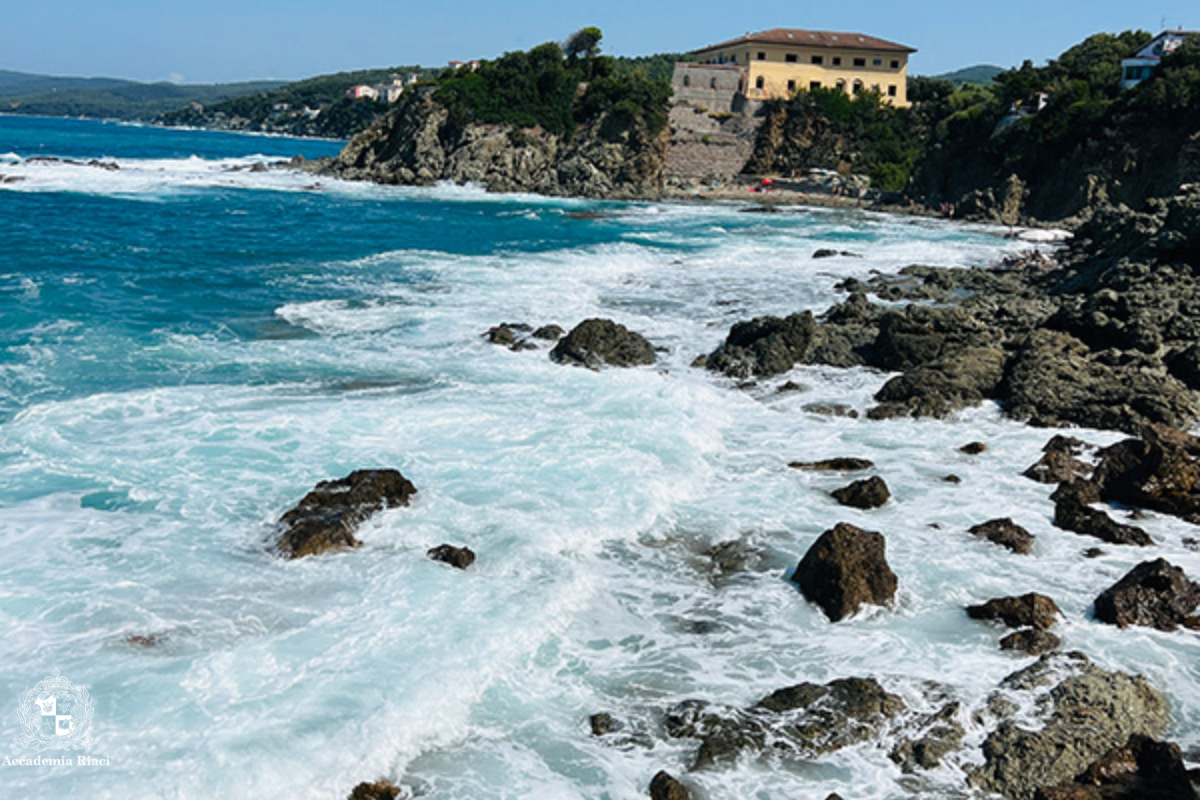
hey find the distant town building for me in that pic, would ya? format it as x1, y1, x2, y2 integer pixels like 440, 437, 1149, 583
1121, 29, 1197, 88
672, 28, 916, 111
347, 84, 380, 101
448, 60, 481, 71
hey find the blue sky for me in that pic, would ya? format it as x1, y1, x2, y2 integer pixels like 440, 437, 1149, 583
2, 1, 1195, 83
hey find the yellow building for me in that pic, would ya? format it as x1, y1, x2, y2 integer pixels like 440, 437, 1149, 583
683, 28, 916, 107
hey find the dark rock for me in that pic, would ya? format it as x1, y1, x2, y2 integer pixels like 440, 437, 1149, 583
589, 712, 617, 736
1085, 548, 1106, 558
276, 469, 417, 558
792, 523, 897, 621
971, 653, 1170, 800
125, 634, 162, 647
704, 312, 818, 378
831, 476, 891, 509
944, 474, 963, 484
1093, 559, 1200, 632
872, 306, 1000, 372
813, 248, 840, 259
649, 771, 690, 800
666, 677, 905, 767
550, 318, 656, 369
1052, 479, 1153, 547
869, 346, 1006, 420
1091, 425, 1200, 524
427, 544, 475, 569
1025, 450, 1093, 484
776, 380, 805, 393
890, 703, 965, 772
348, 780, 405, 800
967, 593, 1061, 630
999, 330, 1199, 435
788, 457, 874, 471
969, 518, 1035, 555
1001, 629, 1062, 656
532, 324, 565, 340
802, 402, 859, 417
961, 442, 988, 455
1035, 735, 1198, 800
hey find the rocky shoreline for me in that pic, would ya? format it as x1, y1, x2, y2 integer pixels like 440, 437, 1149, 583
273, 184, 1200, 798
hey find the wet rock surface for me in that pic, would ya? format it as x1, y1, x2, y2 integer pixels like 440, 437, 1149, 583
1034, 734, 1199, 800
275, 469, 417, 558
970, 653, 1171, 800
348, 780, 406, 800
1091, 426, 1200, 525
1000, 629, 1062, 656
427, 544, 475, 569
792, 523, 897, 621
1093, 559, 1200, 631
1052, 479, 1153, 546
831, 475, 891, 509
969, 518, 1035, 555
649, 770, 691, 800
789, 457, 874, 471
550, 318, 656, 369
967, 593, 1061, 631
666, 677, 905, 767
1024, 436, 1095, 484
702, 191, 1200, 435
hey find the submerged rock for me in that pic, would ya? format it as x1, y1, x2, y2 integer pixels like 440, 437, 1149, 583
792, 523, 897, 621
890, 702, 965, 772
831, 476, 891, 509
666, 677, 905, 767
1000, 629, 1062, 656
550, 318, 656, 369
970, 653, 1170, 800
788, 457, 874, 471
275, 469, 417, 558
1093, 559, 1200, 631
589, 712, 618, 736
967, 593, 1061, 631
969, 518, 1035, 555
427, 544, 475, 570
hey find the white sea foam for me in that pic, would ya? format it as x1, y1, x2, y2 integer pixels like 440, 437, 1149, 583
0, 170, 1195, 800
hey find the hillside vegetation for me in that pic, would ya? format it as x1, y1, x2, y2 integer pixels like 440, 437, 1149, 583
0, 69, 283, 120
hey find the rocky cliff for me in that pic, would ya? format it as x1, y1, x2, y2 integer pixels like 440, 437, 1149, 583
326, 93, 668, 199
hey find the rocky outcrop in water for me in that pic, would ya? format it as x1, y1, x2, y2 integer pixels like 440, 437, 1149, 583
967, 593, 1061, 631
969, 518, 1035, 554
701, 190, 1200, 436
275, 469, 417, 558
830, 476, 891, 509
1034, 734, 1199, 800
970, 653, 1170, 800
348, 779, 406, 800
1051, 479, 1152, 547
326, 94, 667, 199
549, 318, 656, 369
427, 544, 475, 569
1091, 425, 1200, 525
792, 523, 897, 621
1093, 559, 1200, 632
665, 677, 905, 767
648, 771, 691, 800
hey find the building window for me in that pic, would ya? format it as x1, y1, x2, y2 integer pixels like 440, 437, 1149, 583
787, 79, 796, 93
853, 79, 864, 94
888, 84, 897, 97
786, 53, 798, 63
757, 51, 766, 61
731, 54, 737, 64
853, 57, 866, 68
873, 58, 883, 66
682, 75, 690, 87
810, 81, 822, 90
836, 79, 846, 93
710, 77, 718, 89
755, 75, 765, 90
832, 56, 842, 66
891, 59, 900, 69
811, 55, 824, 65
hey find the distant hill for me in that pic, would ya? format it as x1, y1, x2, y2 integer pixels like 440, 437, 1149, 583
0, 69, 285, 120
927, 65, 1005, 85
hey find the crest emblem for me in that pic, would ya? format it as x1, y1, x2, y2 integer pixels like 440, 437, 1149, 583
16, 669, 94, 751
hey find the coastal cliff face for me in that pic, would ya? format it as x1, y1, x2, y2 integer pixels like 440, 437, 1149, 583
328, 94, 668, 199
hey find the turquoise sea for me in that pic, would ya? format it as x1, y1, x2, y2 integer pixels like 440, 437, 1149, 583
1, 116, 1197, 799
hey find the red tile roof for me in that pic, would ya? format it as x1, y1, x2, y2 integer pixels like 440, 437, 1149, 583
697, 28, 916, 54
